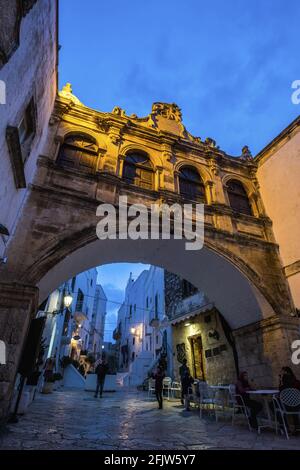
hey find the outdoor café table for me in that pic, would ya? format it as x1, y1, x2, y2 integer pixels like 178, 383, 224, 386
210, 385, 230, 390
246, 389, 279, 432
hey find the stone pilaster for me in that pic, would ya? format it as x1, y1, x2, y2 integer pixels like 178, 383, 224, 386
233, 315, 300, 387
0, 283, 39, 424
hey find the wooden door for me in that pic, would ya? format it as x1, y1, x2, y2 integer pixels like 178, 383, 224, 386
190, 335, 205, 380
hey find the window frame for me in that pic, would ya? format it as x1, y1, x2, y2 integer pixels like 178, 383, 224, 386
178, 166, 206, 203
226, 179, 252, 216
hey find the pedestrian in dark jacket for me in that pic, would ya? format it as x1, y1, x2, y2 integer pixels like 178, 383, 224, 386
153, 366, 165, 409
179, 359, 190, 405
94, 358, 109, 398
181, 368, 194, 411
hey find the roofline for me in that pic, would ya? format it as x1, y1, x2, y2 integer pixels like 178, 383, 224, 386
255, 114, 300, 165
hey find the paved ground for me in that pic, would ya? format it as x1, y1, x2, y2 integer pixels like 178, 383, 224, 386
1, 388, 300, 450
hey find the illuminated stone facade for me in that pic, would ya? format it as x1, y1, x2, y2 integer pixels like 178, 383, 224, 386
0, 0, 299, 424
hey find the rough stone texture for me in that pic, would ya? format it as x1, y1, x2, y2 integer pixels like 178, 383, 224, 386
164, 272, 237, 384
234, 316, 300, 387
0, 93, 298, 422
0, 0, 57, 256
1, 388, 300, 450
0, 283, 38, 422
171, 310, 237, 385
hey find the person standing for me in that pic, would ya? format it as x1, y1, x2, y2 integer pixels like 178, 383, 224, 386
94, 356, 109, 398
179, 359, 190, 405
181, 368, 194, 411
153, 366, 165, 409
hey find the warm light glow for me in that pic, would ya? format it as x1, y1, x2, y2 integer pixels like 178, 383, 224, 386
184, 322, 191, 327
101, 345, 105, 350
64, 293, 73, 308
130, 327, 136, 335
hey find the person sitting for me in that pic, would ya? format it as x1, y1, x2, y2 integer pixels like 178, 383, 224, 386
235, 371, 262, 430
279, 366, 300, 391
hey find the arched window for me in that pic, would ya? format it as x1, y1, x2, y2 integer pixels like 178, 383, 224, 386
178, 166, 206, 202
122, 152, 154, 190
227, 179, 252, 215
57, 134, 98, 174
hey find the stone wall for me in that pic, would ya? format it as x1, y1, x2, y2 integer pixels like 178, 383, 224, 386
234, 315, 300, 388
0, 0, 57, 258
0, 284, 38, 423
172, 309, 237, 385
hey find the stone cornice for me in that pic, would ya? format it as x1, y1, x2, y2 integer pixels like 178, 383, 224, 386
53, 97, 257, 172
284, 260, 300, 278
255, 114, 300, 166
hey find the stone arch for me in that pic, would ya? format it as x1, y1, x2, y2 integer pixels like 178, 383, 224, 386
30, 230, 277, 331
57, 126, 107, 152
175, 159, 212, 184
120, 142, 163, 170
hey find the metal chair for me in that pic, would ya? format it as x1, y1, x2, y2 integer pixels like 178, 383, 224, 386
148, 378, 156, 399
198, 381, 216, 419
228, 384, 252, 431
163, 377, 172, 400
170, 381, 181, 399
273, 388, 300, 439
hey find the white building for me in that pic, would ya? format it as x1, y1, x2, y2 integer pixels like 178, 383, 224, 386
116, 266, 168, 386
88, 285, 107, 357
40, 269, 107, 370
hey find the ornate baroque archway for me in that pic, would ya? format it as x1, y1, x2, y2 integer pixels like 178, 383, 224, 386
0, 93, 298, 422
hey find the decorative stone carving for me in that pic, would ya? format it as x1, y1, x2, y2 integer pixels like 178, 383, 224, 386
59, 83, 84, 106
205, 137, 217, 147
209, 158, 218, 176
241, 145, 253, 160
151, 102, 182, 122
112, 106, 126, 117
96, 117, 110, 133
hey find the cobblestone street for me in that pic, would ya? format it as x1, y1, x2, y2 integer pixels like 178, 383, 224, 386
1, 388, 300, 450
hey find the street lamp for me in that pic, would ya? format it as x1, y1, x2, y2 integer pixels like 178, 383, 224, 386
64, 293, 73, 309
130, 327, 136, 335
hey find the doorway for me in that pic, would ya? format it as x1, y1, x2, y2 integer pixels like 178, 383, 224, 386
189, 334, 205, 380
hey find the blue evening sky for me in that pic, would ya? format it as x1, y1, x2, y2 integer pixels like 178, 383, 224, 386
59, 0, 300, 157
59, 0, 300, 340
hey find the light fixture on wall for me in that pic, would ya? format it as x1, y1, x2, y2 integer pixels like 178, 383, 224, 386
130, 327, 136, 335
64, 292, 73, 309
184, 322, 191, 327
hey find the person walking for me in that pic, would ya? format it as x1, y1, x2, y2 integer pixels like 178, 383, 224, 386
153, 366, 165, 409
179, 359, 190, 405
94, 356, 109, 398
